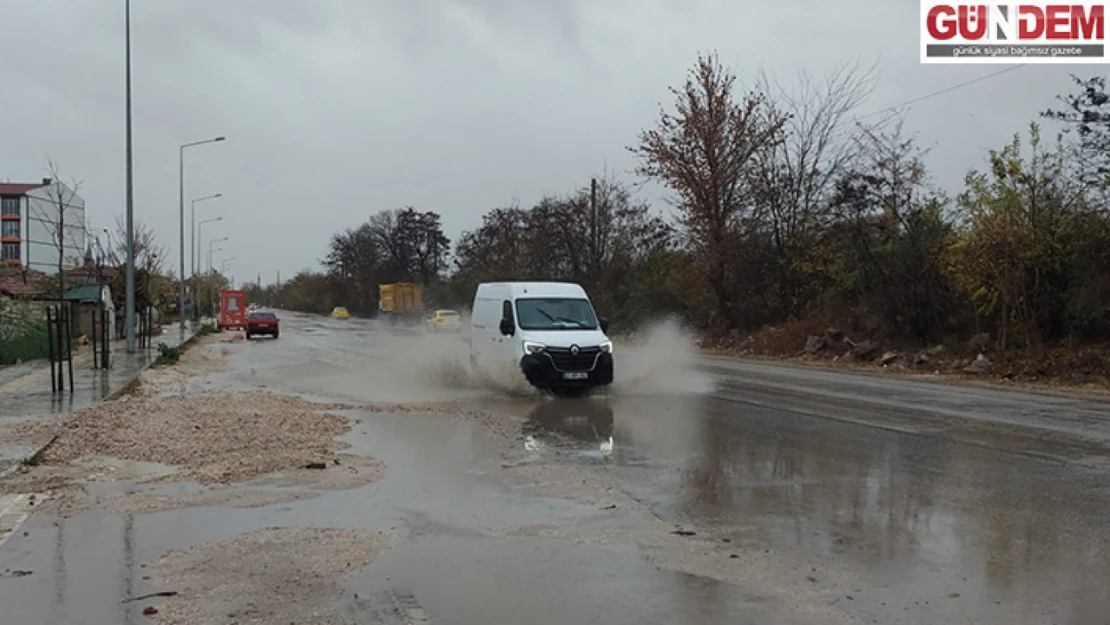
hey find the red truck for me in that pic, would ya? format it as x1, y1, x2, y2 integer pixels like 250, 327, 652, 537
245, 311, 280, 340
218, 289, 247, 330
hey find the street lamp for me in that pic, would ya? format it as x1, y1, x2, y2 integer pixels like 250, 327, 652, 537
197, 216, 222, 267
178, 135, 225, 331
124, 0, 136, 353
196, 216, 221, 319
190, 193, 221, 319
208, 237, 228, 273
220, 258, 236, 288
102, 228, 112, 264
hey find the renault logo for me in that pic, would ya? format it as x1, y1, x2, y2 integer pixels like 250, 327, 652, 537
570, 344, 580, 356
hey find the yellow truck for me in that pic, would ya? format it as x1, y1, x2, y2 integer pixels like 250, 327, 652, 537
378, 283, 424, 325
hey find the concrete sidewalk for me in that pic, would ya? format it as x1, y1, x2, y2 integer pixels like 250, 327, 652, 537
0, 324, 203, 478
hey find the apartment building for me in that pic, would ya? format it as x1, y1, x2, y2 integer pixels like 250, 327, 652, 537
0, 178, 86, 272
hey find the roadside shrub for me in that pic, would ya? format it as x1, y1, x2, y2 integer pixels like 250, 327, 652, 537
0, 322, 50, 365
154, 342, 181, 366
0, 295, 50, 365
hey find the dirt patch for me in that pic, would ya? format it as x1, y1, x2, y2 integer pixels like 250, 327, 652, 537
705, 318, 1110, 400
0, 457, 121, 507
8, 454, 384, 518
135, 334, 231, 396
40, 391, 356, 484
147, 527, 386, 625
0, 415, 63, 457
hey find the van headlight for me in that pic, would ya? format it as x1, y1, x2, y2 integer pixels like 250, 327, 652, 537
599, 341, 613, 353
523, 341, 546, 355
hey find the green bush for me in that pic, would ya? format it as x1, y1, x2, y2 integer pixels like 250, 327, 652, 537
0, 322, 50, 365
153, 342, 181, 366
197, 322, 220, 336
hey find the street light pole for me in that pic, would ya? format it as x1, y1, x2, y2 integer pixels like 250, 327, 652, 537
124, 0, 136, 353
197, 217, 222, 270
208, 238, 227, 273
189, 193, 221, 319
208, 248, 223, 273
196, 217, 221, 319
178, 136, 225, 331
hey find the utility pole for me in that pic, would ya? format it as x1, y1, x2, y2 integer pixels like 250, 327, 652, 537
124, 0, 136, 353
178, 136, 225, 332
590, 177, 598, 278
190, 193, 221, 320
57, 184, 65, 301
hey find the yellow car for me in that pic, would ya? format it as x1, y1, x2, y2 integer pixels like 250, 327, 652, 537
330, 306, 350, 319
425, 309, 462, 332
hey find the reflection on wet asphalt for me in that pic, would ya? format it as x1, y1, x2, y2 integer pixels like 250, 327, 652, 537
2, 312, 1109, 624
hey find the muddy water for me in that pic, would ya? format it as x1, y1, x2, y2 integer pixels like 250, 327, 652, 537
2, 312, 1108, 624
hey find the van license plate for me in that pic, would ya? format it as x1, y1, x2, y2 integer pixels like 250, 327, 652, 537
563, 372, 588, 380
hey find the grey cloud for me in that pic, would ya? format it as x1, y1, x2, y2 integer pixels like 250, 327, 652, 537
0, 0, 1089, 284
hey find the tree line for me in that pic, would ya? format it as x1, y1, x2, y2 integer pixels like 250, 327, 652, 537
245, 54, 1110, 352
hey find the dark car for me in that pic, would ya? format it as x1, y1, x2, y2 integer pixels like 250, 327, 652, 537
245, 311, 279, 339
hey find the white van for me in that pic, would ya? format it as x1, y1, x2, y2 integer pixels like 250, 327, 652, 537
470, 282, 613, 397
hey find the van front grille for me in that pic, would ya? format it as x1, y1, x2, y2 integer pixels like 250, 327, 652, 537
544, 346, 600, 372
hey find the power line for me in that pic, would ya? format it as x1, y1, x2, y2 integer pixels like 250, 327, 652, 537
858, 64, 1028, 119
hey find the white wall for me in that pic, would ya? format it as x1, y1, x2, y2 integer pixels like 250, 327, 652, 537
24, 182, 86, 274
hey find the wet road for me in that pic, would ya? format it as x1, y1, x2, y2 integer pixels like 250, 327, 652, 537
2, 312, 1109, 624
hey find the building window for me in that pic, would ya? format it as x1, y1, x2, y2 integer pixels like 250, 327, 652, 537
1, 220, 18, 238
0, 197, 19, 217
1, 242, 19, 262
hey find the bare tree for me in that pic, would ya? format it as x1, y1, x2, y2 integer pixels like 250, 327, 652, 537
630, 51, 789, 329
27, 158, 85, 300
752, 60, 879, 248
367, 207, 450, 284
748, 60, 880, 316
107, 216, 166, 310
108, 215, 165, 274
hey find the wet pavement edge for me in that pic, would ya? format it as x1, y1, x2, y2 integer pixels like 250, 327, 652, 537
0, 322, 208, 479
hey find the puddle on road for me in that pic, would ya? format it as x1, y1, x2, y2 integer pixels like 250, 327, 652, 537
521, 398, 615, 462
8, 312, 1109, 624
572, 392, 1110, 625
347, 535, 769, 625
0, 409, 645, 625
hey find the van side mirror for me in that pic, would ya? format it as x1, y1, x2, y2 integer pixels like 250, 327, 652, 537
499, 318, 514, 336
599, 317, 609, 333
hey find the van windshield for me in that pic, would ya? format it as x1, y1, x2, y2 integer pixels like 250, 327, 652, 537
515, 298, 597, 330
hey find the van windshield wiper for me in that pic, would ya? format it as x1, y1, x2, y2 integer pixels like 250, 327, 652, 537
554, 316, 588, 327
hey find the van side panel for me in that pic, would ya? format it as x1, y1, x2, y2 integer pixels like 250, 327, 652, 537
470, 291, 503, 365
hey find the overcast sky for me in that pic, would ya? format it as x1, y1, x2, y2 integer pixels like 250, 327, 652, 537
0, 0, 1089, 285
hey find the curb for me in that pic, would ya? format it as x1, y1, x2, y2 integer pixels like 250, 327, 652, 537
1, 326, 208, 481
0, 433, 57, 481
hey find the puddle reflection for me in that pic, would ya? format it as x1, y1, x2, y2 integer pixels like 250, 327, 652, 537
522, 399, 614, 457
605, 392, 1110, 622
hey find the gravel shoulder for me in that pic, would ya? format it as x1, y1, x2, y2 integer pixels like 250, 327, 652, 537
146, 527, 387, 625
0, 334, 386, 516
